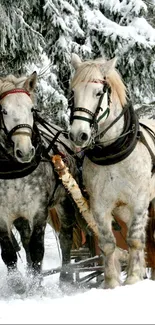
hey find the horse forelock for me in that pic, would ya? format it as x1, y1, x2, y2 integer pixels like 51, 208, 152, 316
71, 59, 127, 107
0, 75, 27, 92
0, 75, 35, 102
71, 61, 102, 88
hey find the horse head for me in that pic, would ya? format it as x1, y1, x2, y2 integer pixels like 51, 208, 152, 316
0, 72, 37, 163
69, 53, 127, 151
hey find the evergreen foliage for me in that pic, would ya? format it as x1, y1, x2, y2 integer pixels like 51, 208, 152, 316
1, 0, 155, 127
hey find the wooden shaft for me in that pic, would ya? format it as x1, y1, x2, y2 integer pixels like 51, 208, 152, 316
51, 154, 98, 237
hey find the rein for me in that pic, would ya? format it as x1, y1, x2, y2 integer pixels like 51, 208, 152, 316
85, 100, 155, 170
86, 100, 140, 165
33, 111, 74, 157
138, 123, 155, 173
95, 103, 129, 142
0, 88, 78, 184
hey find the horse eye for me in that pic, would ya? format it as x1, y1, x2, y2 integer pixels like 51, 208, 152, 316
1, 108, 7, 115
0, 105, 7, 115
96, 91, 103, 97
31, 107, 41, 113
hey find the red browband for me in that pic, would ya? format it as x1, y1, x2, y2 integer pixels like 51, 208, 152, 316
81, 79, 106, 84
0, 89, 30, 100
91, 79, 106, 84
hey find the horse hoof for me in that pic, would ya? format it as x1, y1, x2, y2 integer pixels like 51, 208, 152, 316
124, 275, 141, 285
59, 271, 74, 284
7, 270, 26, 294
59, 279, 75, 295
104, 278, 120, 289
29, 272, 43, 289
59, 272, 74, 293
32, 275, 43, 288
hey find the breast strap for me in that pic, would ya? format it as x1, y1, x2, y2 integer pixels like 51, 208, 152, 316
139, 123, 155, 173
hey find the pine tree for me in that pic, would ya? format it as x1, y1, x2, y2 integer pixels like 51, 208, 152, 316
97, 0, 155, 104
0, 0, 45, 75
41, 0, 85, 127
42, 0, 155, 122
1, 0, 155, 126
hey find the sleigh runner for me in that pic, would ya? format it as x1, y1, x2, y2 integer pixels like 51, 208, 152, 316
44, 154, 155, 286
46, 211, 129, 287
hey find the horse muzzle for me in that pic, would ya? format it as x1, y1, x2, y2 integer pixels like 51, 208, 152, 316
15, 145, 35, 163
69, 130, 89, 148
13, 133, 35, 163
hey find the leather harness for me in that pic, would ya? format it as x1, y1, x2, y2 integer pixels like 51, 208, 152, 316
70, 81, 155, 171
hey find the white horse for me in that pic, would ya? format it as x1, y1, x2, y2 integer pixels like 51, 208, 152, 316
69, 53, 155, 288
0, 71, 79, 293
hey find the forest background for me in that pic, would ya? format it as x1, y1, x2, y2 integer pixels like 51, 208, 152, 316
1, 0, 155, 128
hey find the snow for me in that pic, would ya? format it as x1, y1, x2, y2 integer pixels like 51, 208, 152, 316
0, 225, 155, 324
102, 0, 147, 15
84, 7, 155, 47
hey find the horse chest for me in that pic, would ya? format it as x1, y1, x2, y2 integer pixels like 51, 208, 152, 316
82, 157, 145, 200
0, 179, 43, 221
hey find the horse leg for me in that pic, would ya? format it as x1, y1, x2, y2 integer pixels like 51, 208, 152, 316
55, 199, 75, 283
29, 214, 47, 277
0, 230, 17, 271
14, 217, 32, 266
0, 229, 26, 293
151, 269, 155, 280
96, 213, 121, 289
15, 214, 46, 290
124, 208, 147, 285
59, 224, 74, 283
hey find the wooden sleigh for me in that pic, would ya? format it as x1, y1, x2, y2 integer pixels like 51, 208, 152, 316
47, 204, 155, 286
45, 155, 155, 287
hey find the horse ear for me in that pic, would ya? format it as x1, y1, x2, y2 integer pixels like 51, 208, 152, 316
100, 57, 117, 76
24, 71, 37, 92
71, 53, 82, 69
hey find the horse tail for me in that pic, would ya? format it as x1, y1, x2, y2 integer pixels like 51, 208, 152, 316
147, 198, 155, 241
72, 226, 86, 250
48, 207, 86, 250
48, 208, 61, 232
146, 198, 155, 268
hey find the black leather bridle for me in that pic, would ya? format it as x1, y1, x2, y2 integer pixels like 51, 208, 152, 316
69, 79, 145, 166
0, 88, 43, 178
70, 80, 111, 133
0, 89, 33, 141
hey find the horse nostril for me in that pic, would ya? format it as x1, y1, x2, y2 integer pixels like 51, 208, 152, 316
80, 133, 88, 141
31, 147, 35, 157
69, 132, 74, 142
16, 149, 23, 158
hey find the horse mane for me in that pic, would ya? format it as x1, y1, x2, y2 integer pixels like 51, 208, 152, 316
0, 75, 27, 93
71, 58, 127, 107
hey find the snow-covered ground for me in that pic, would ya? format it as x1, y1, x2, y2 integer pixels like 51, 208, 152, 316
0, 224, 155, 324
